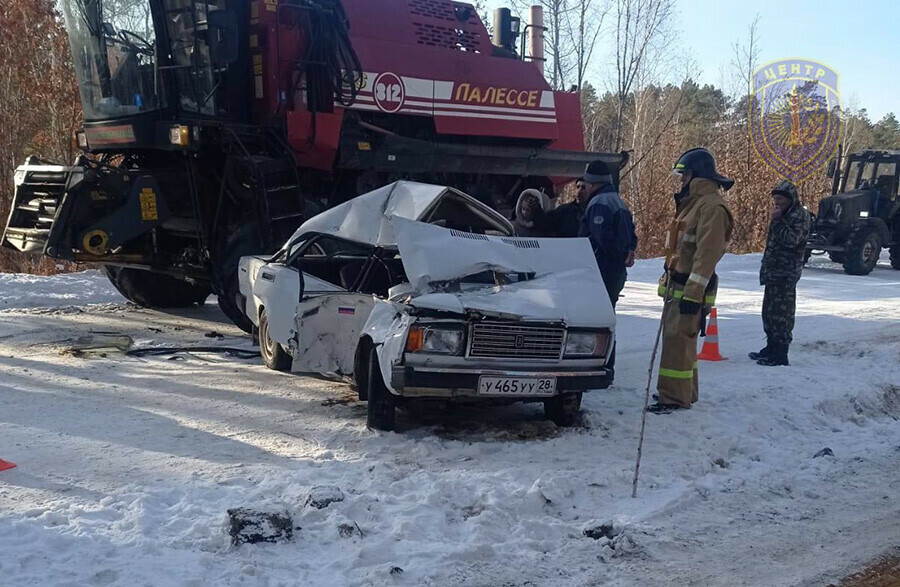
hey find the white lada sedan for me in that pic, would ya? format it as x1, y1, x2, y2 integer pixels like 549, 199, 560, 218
238, 181, 615, 431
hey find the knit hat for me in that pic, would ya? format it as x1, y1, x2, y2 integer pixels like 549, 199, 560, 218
582, 160, 612, 185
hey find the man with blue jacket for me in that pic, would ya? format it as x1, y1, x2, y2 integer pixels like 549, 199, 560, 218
580, 160, 638, 308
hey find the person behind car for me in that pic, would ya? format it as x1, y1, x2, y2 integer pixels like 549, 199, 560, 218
513, 189, 554, 237
750, 180, 811, 367
579, 160, 637, 308
650, 148, 734, 414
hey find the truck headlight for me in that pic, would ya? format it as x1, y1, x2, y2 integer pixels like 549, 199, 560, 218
565, 331, 610, 358
405, 324, 465, 355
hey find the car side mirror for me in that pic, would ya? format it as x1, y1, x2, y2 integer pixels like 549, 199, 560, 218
825, 159, 837, 179
207, 9, 239, 66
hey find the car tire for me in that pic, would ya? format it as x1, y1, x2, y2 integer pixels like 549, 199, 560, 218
102, 266, 210, 308
366, 346, 395, 431
544, 392, 583, 427
827, 251, 844, 264
890, 244, 900, 270
843, 227, 881, 275
259, 308, 291, 371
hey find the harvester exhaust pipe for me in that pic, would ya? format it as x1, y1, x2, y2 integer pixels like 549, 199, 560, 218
492, 8, 520, 53
529, 5, 545, 74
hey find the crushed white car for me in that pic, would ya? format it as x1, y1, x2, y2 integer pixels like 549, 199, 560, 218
238, 181, 615, 430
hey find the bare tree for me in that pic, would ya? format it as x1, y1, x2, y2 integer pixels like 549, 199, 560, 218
730, 14, 761, 172
612, 0, 674, 151
569, 0, 610, 90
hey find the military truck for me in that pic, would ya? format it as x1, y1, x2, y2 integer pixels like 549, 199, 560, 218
807, 149, 900, 275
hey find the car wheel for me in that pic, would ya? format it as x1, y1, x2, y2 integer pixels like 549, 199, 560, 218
890, 244, 900, 270
843, 227, 881, 275
259, 308, 291, 371
544, 392, 583, 427
366, 346, 395, 432
354, 338, 371, 401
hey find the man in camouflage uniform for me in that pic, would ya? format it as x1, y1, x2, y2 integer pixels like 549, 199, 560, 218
650, 148, 734, 413
749, 180, 811, 366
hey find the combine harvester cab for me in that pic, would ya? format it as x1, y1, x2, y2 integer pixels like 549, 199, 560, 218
3, 0, 626, 330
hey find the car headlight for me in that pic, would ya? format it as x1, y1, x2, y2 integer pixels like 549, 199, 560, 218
564, 331, 610, 358
405, 324, 465, 355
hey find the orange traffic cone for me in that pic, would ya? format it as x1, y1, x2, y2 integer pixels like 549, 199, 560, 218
697, 307, 727, 361
0, 459, 16, 472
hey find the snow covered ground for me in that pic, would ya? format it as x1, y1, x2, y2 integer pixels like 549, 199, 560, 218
0, 252, 897, 586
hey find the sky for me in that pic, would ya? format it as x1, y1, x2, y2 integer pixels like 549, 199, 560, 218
484, 0, 898, 121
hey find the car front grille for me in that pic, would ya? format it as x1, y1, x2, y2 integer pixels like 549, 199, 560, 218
468, 322, 565, 360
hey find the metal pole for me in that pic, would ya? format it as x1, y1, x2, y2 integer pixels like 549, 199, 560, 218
631, 273, 673, 498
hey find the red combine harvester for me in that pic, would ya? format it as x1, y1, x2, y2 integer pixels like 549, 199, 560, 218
3, 0, 625, 330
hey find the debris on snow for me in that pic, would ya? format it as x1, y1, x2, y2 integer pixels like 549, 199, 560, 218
306, 485, 344, 509
583, 521, 618, 541
337, 521, 362, 540
814, 447, 835, 458
227, 508, 294, 546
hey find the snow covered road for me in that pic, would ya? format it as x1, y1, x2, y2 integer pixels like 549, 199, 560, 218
0, 253, 898, 586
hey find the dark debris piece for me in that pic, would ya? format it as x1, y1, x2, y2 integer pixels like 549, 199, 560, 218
227, 508, 294, 546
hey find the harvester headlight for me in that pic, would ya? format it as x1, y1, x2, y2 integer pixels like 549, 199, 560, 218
169, 125, 190, 146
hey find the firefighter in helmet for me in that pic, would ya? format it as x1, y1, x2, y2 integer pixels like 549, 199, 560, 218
650, 148, 735, 413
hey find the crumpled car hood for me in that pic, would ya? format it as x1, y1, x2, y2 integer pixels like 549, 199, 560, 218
393, 217, 615, 329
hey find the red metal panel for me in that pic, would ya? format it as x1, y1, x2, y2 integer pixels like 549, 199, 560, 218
287, 109, 345, 171
548, 91, 587, 151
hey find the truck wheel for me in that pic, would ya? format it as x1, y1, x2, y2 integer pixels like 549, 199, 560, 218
544, 392, 583, 427
103, 266, 210, 308
890, 245, 900, 270
828, 251, 845, 263
366, 346, 395, 431
214, 224, 262, 333
259, 308, 291, 371
843, 227, 881, 275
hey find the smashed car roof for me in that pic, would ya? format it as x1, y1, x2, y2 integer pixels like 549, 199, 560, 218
287, 181, 511, 248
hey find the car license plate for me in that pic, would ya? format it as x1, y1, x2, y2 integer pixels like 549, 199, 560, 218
478, 376, 557, 397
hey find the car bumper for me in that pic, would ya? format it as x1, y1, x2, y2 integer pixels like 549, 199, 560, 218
392, 366, 612, 399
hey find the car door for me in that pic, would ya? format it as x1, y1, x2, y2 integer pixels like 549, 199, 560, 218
290, 293, 377, 375
250, 261, 302, 348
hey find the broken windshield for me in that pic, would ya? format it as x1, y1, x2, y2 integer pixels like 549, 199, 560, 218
61, 0, 162, 120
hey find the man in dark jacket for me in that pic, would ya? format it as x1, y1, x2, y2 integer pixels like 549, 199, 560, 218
548, 179, 588, 239
580, 160, 638, 307
750, 180, 811, 366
